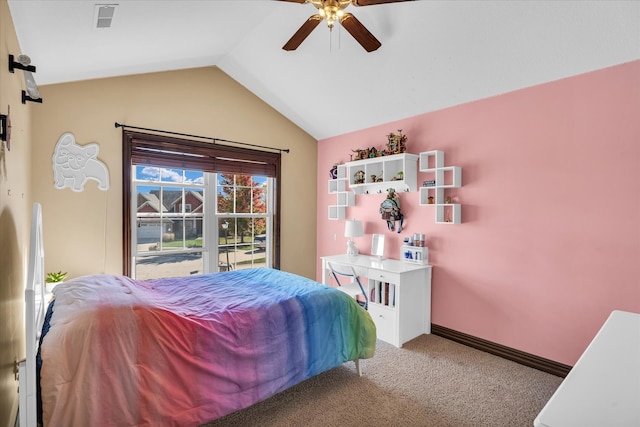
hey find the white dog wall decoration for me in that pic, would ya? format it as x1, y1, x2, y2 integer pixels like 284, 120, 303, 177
52, 132, 110, 192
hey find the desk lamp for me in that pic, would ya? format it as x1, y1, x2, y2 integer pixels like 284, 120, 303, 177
344, 219, 363, 256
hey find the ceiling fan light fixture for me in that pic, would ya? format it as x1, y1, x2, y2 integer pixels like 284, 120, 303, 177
281, 0, 410, 51
320, 4, 344, 29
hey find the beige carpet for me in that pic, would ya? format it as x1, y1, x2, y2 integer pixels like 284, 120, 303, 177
202, 334, 563, 427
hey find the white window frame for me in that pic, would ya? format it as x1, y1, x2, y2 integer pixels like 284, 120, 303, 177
131, 169, 274, 279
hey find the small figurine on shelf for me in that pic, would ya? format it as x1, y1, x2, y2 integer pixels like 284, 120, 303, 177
385, 129, 407, 155
445, 196, 452, 204
428, 196, 434, 204
391, 171, 403, 181
354, 170, 365, 184
352, 148, 367, 160
329, 163, 338, 179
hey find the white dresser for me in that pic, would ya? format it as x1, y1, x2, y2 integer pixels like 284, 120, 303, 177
321, 254, 432, 347
534, 310, 640, 427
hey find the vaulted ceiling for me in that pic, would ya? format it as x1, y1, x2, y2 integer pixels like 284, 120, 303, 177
8, 1, 640, 140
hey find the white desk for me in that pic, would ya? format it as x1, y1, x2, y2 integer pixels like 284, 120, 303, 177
321, 254, 432, 347
534, 310, 640, 427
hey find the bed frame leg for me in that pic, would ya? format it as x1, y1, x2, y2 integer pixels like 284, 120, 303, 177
355, 359, 362, 376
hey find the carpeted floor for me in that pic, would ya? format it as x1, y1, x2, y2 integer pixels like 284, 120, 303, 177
201, 334, 563, 427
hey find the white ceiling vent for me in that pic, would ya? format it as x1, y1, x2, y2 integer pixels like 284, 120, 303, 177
94, 4, 117, 29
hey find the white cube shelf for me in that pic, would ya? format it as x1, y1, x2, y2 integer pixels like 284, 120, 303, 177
328, 165, 353, 220
418, 150, 462, 224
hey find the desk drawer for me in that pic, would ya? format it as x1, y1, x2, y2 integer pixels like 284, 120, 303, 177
368, 269, 400, 285
368, 304, 397, 345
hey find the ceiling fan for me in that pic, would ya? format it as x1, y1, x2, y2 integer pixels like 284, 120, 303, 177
278, 0, 413, 52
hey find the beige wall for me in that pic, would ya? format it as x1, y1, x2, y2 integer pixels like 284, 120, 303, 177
0, 25, 317, 423
0, 0, 33, 424
31, 67, 318, 280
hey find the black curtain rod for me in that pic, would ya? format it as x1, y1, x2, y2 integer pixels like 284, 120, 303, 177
114, 122, 290, 154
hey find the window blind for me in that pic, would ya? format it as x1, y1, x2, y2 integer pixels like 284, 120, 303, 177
124, 131, 280, 177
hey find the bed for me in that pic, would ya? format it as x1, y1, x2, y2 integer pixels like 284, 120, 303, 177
20, 203, 376, 426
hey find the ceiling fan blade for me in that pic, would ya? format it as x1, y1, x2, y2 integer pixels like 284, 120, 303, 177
339, 13, 381, 52
352, 0, 413, 5
283, 14, 323, 51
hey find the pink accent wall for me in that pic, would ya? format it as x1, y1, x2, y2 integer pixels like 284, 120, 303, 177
316, 60, 640, 366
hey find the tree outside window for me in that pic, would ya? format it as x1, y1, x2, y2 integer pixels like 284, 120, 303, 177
217, 174, 267, 244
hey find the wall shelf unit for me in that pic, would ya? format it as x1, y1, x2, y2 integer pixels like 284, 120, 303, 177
419, 150, 462, 224
346, 153, 418, 195
328, 164, 354, 220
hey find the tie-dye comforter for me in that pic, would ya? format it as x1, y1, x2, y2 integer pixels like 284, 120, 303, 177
40, 268, 376, 427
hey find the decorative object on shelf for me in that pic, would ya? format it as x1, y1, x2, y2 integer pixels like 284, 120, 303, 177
352, 146, 383, 160
409, 233, 425, 247
0, 105, 11, 150
329, 163, 338, 179
445, 196, 452, 204
344, 219, 364, 256
8, 54, 43, 104
45, 270, 67, 293
386, 129, 407, 155
428, 196, 434, 204
379, 188, 404, 233
53, 132, 110, 192
422, 180, 435, 187
354, 169, 365, 184
348, 131, 408, 164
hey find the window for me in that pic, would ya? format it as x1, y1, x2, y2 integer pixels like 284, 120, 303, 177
215, 173, 272, 273
122, 130, 281, 279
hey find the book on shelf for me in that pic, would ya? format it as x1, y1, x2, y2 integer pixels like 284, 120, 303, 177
384, 282, 389, 306
369, 281, 396, 307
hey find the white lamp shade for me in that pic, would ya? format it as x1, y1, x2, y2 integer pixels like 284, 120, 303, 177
344, 219, 364, 238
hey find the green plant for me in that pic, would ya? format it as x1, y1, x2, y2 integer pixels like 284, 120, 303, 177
46, 271, 67, 283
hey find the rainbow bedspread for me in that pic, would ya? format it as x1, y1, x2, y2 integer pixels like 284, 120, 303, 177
40, 269, 376, 427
